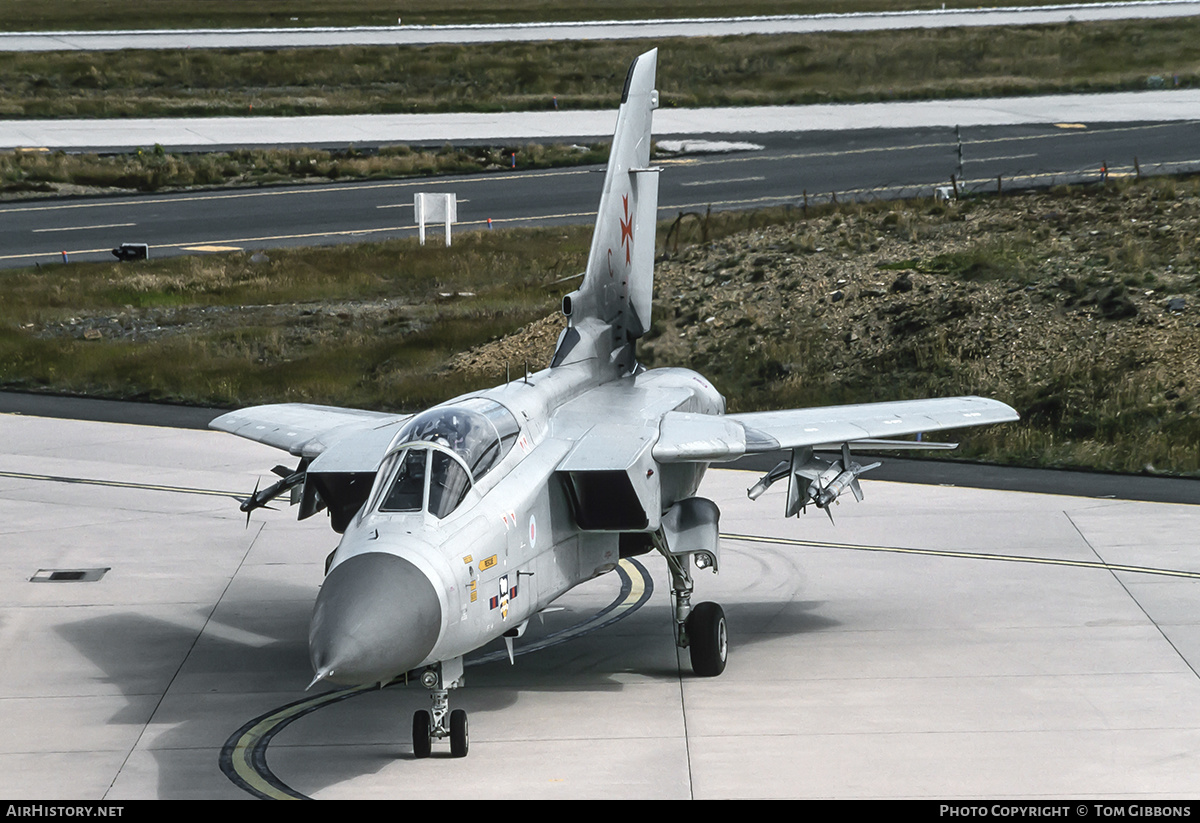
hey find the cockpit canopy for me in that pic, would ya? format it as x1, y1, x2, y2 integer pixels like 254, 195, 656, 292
393, 399, 521, 479
368, 398, 521, 520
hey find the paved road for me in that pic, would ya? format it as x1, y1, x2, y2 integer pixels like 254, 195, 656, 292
3, 1, 1199, 51
5, 119, 1198, 269
5, 90, 1200, 152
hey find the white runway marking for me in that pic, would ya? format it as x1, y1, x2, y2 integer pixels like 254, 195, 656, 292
31, 222, 136, 233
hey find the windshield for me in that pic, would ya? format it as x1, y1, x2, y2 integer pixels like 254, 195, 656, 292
369, 398, 520, 520
379, 449, 426, 513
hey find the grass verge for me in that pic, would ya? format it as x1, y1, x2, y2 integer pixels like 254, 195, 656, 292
1, 142, 609, 195
0, 226, 589, 410
1, 20, 1196, 120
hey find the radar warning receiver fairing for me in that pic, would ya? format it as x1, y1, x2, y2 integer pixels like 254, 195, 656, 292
210, 49, 1019, 759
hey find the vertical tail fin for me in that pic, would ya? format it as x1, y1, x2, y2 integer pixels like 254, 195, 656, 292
555, 49, 660, 374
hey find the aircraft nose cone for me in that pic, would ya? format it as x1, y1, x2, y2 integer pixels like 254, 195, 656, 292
309, 552, 442, 686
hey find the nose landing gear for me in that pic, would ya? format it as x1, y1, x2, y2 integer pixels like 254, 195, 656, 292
412, 657, 469, 758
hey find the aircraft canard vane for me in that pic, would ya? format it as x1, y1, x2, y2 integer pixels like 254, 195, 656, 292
210, 48, 1019, 759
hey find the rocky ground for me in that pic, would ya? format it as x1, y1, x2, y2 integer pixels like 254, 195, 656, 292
34, 298, 427, 345
454, 181, 1199, 387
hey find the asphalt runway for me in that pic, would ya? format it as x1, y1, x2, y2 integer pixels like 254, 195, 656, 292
1, 411, 1198, 799
5, 119, 1200, 269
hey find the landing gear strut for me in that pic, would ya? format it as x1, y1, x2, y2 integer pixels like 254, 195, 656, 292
412, 657, 469, 758
664, 551, 728, 677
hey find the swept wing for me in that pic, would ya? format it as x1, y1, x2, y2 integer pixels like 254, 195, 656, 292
210, 403, 411, 459
651, 396, 1017, 463
728, 395, 1018, 454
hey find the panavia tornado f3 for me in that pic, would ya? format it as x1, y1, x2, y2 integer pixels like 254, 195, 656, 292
211, 49, 1019, 759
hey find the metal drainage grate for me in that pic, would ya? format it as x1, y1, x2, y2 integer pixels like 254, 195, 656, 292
30, 568, 110, 583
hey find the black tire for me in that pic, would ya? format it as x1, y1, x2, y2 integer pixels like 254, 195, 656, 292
412, 710, 432, 758
687, 601, 728, 677
450, 709, 469, 758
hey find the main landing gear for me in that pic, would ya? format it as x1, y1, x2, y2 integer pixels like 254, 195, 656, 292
412, 657, 469, 758
665, 552, 728, 677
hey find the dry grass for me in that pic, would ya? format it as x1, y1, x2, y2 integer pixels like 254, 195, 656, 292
1, 143, 608, 195
2, 20, 1196, 119
0, 225, 590, 409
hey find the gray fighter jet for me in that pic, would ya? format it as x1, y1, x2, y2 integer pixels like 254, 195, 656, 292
211, 49, 1019, 759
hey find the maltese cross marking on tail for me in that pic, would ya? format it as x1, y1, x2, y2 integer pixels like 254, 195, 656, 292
619, 194, 633, 265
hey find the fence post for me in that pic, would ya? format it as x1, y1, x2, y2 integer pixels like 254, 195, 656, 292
955, 124, 963, 179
